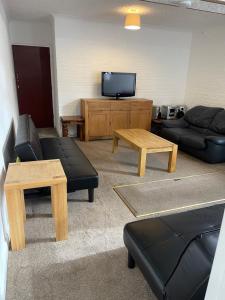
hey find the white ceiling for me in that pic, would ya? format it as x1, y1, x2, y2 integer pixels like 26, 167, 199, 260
4, 0, 225, 31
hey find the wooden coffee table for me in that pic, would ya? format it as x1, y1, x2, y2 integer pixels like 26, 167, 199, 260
112, 129, 178, 176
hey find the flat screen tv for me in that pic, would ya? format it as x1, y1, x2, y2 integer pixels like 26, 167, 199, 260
101, 72, 136, 99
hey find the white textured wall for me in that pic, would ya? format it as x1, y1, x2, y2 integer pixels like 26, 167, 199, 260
0, 1, 18, 299
9, 20, 52, 46
53, 16, 192, 121
185, 26, 225, 108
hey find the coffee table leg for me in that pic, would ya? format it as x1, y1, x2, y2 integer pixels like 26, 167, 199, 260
168, 144, 178, 173
6, 189, 26, 251
112, 135, 119, 153
51, 183, 68, 241
138, 148, 147, 176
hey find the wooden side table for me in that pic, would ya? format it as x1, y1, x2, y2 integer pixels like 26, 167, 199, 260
60, 116, 85, 140
4, 159, 68, 251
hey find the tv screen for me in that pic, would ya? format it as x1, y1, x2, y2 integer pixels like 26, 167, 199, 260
102, 72, 136, 99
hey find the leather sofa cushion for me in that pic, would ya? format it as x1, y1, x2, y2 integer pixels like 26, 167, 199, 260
160, 128, 197, 144
40, 138, 98, 192
15, 114, 43, 161
209, 110, 225, 134
180, 134, 206, 150
189, 125, 208, 134
184, 106, 223, 129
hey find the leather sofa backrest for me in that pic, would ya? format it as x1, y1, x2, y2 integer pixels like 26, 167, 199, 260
184, 106, 223, 129
15, 114, 43, 161
209, 110, 225, 134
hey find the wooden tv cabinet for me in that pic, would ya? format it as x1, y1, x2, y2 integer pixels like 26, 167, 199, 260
81, 98, 153, 141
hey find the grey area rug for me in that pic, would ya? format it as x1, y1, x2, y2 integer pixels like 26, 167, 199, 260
114, 171, 225, 218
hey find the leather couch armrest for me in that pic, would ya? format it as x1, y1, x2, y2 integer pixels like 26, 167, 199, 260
162, 118, 189, 128
206, 136, 225, 146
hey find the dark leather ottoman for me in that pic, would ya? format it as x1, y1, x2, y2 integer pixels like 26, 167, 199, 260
124, 205, 225, 300
15, 114, 98, 202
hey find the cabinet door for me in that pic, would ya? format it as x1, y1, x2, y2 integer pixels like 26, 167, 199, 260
110, 111, 129, 134
88, 111, 110, 137
130, 111, 151, 130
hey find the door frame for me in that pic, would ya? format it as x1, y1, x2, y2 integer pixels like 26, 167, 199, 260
12, 42, 57, 129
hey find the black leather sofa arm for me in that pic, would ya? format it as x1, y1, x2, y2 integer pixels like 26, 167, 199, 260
206, 136, 225, 146
162, 118, 189, 128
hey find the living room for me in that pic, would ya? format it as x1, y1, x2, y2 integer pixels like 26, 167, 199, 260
1, 0, 225, 299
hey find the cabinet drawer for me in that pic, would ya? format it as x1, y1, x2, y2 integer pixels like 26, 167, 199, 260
131, 101, 152, 111
88, 102, 110, 111
110, 102, 130, 111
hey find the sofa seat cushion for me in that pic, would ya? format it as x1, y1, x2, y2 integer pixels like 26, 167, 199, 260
160, 128, 197, 144
180, 134, 206, 150
209, 110, 225, 134
40, 138, 98, 192
124, 218, 188, 288
184, 106, 223, 129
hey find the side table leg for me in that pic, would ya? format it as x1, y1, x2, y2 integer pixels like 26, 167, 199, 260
62, 123, 69, 137
78, 125, 85, 141
51, 183, 68, 241
138, 148, 147, 177
6, 189, 25, 251
168, 144, 178, 173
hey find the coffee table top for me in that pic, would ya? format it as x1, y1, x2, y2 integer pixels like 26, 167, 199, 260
113, 129, 174, 150
4, 159, 66, 190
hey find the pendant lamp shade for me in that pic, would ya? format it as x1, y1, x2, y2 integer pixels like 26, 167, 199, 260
124, 14, 141, 30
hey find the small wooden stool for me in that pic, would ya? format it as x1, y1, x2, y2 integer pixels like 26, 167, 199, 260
60, 116, 85, 140
4, 159, 68, 251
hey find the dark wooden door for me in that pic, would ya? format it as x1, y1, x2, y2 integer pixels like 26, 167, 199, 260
12, 45, 54, 128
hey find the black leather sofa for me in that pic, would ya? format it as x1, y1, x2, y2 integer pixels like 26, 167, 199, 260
15, 114, 98, 202
160, 106, 225, 163
124, 204, 225, 300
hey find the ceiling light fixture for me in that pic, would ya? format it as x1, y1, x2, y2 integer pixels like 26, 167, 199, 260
124, 13, 141, 30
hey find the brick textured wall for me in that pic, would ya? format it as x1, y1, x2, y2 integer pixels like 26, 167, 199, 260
54, 16, 192, 117
185, 27, 225, 108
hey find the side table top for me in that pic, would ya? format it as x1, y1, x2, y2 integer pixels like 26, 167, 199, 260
60, 115, 84, 123
4, 159, 66, 190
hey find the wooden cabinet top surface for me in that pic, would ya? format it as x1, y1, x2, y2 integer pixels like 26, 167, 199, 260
81, 98, 153, 103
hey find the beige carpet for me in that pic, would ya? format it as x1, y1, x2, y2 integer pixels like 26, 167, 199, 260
6, 139, 225, 300
114, 172, 225, 218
